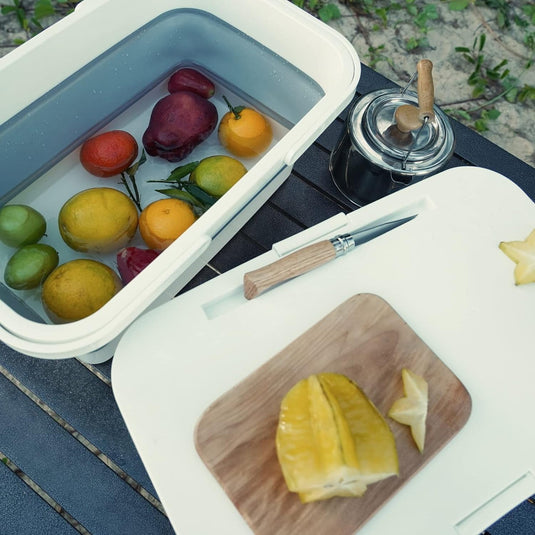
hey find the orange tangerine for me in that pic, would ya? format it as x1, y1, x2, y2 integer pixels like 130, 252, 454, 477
218, 98, 273, 158
80, 130, 138, 178
139, 198, 196, 251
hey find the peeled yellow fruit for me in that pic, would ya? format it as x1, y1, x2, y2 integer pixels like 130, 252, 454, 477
499, 229, 535, 285
388, 368, 428, 453
276, 373, 398, 503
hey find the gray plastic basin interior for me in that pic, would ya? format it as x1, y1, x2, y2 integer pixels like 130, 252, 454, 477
0, 8, 324, 324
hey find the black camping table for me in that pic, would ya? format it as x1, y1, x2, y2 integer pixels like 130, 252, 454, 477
0, 64, 533, 535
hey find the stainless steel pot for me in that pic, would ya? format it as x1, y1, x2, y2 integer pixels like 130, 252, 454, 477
330, 60, 455, 207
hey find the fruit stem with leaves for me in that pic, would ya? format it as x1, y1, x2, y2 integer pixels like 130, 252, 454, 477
120, 150, 146, 211
222, 96, 245, 120
147, 161, 218, 216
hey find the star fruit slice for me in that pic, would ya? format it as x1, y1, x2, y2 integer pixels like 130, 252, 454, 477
276, 373, 398, 503
499, 229, 535, 285
388, 368, 428, 453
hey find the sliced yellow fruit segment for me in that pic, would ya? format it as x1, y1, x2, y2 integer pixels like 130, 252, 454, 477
298, 479, 367, 503
388, 368, 428, 453
321, 373, 399, 483
276, 373, 398, 503
499, 229, 535, 285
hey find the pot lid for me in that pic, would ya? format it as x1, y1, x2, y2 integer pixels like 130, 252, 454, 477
349, 88, 455, 176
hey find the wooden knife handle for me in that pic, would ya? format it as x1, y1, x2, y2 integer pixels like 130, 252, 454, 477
417, 59, 435, 121
243, 240, 336, 300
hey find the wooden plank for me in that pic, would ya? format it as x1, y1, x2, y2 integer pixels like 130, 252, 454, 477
209, 232, 266, 274
240, 201, 306, 250
269, 174, 352, 227
292, 145, 353, 209
0, 370, 174, 535
0, 348, 158, 496
0, 460, 77, 534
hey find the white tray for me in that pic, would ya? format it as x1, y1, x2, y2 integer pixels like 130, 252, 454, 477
0, 0, 359, 362
112, 167, 535, 534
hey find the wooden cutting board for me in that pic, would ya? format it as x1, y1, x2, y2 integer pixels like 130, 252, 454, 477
195, 293, 471, 535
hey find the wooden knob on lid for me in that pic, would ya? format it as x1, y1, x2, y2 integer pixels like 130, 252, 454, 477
394, 105, 422, 133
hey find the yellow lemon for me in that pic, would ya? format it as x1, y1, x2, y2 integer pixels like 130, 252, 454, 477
58, 187, 138, 253
190, 155, 247, 197
42, 259, 122, 323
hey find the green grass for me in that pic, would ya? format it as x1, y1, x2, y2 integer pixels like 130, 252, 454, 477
0, 0, 80, 43
309, 0, 535, 135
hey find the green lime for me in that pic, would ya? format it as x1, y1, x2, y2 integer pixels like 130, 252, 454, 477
0, 204, 46, 248
190, 155, 247, 197
4, 243, 59, 290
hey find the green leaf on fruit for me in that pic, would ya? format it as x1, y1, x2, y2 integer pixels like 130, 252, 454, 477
126, 149, 147, 177
168, 161, 200, 181
222, 96, 245, 119
182, 184, 217, 207
156, 188, 207, 211
147, 162, 201, 185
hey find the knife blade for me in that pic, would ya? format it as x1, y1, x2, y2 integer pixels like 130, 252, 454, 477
243, 214, 416, 300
